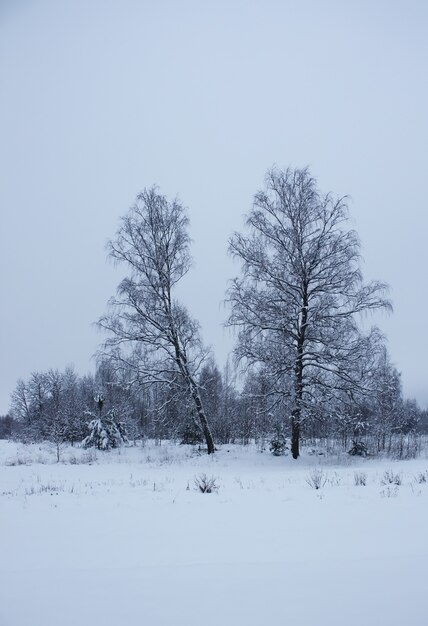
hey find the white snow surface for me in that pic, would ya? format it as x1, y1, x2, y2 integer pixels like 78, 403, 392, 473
1, 440, 427, 626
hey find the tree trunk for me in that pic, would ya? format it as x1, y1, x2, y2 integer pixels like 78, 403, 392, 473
190, 383, 215, 454
173, 337, 216, 454
291, 412, 300, 459
291, 300, 307, 460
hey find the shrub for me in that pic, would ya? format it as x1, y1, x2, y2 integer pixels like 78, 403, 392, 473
414, 471, 427, 484
194, 474, 219, 493
380, 485, 399, 498
5, 454, 31, 466
67, 449, 97, 465
381, 470, 402, 486
308, 448, 325, 456
180, 422, 203, 445
348, 441, 368, 457
354, 471, 367, 486
328, 471, 342, 487
306, 468, 327, 490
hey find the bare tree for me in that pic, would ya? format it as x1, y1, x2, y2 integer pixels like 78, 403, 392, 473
10, 373, 49, 441
98, 187, 215, 453
228, 167, 391, 458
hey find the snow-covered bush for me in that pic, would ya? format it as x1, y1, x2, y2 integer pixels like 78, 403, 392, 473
82, 400, 127, 451
348, 441, 368, 457
380, 485, 399, 498
328, 471, 342, 487
5, 454, 31, 466
83, 415, 126, 450
194, 474, 219, 493
381, 469, 402, 486
354, 471, 367, 486
414, 471, 427, 484
305, 468, 327, 490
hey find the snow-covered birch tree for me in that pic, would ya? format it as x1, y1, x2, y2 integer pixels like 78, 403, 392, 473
228, 167, 391, 459
98, 187, 215, 453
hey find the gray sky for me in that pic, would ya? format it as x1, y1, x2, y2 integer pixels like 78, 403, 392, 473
1, 0, 427, 414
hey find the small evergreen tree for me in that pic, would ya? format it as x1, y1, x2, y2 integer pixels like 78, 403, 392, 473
269, 424, 288, 456
179, 420, 203, 445
82, 395, 127, 450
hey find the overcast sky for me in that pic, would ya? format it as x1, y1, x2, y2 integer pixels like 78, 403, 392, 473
1, 0, 427, 413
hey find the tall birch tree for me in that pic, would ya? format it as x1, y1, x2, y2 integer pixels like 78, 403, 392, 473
98, 187, 215, 453
228, 167, 391, 458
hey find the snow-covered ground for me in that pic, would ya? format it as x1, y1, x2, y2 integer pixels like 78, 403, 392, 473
1, 440, 427, 626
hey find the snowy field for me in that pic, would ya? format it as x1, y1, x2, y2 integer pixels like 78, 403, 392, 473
1, 440, 427, 626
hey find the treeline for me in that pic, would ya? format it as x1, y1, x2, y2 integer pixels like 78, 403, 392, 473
2, 352, 427, 458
